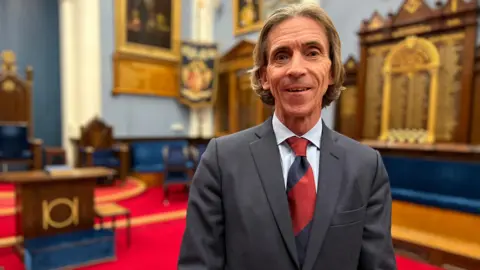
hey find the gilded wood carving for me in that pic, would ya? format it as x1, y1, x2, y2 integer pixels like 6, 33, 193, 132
357, 0, 477, 144
379, 36, 440, 144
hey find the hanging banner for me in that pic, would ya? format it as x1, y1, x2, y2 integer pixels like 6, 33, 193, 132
179, 40, 218, 108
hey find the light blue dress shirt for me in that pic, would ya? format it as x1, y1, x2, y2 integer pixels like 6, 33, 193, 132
272, 113, 323, 192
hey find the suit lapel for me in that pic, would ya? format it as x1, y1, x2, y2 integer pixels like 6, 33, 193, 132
302, 123, 345, 270
250, 118, 299, 269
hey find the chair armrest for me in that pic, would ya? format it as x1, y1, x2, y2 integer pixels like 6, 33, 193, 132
29, 138, 43, 170
28, 138, 43, 146
113, 143, 129, 153
113, 143, 129, 182
82, 146, 95, 166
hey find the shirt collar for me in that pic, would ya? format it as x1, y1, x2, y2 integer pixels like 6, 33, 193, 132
272, 112, 322, 149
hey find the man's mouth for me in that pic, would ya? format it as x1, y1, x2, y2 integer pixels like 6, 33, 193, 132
286, 88, 311, 92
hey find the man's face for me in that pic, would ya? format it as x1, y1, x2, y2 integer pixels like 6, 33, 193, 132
261, 16, 333, 119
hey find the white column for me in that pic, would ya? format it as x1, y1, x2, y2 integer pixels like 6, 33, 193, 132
189, 0, 216, 138
59, 0, 78, 167
189, 0, 200, 137
77, 0, 102, 124
59, 0, 102, 166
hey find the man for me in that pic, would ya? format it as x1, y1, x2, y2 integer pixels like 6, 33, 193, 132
178, 3, 397, 270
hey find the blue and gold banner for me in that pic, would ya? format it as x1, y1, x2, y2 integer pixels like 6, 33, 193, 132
179, 41, 218, 108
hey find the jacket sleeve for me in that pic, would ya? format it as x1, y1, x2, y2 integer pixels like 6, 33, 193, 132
178, 138, 225, 270
358, 150, 397, 270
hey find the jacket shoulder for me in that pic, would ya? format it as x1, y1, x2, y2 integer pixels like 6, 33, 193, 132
332, 130, 378, 161
213, 125, 260, 152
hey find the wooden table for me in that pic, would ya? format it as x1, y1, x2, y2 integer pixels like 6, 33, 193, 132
0, 167, 116, 243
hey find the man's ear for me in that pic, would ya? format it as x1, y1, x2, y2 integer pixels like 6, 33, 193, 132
260, 67, 270, 90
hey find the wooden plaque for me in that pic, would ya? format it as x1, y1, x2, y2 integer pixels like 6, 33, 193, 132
112, 52, 178, 97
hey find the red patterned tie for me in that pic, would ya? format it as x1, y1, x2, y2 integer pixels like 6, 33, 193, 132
286, 137, 316, 265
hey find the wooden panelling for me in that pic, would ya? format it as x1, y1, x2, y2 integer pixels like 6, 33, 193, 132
356, 0, 478, 144
471, 46, 480, 144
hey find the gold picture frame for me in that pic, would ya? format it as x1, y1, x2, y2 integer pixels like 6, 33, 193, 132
233, 0, 263, 36
233, 0, 303, 36
115, 0, 181, 62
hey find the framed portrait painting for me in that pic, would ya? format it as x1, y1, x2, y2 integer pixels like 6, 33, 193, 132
233, 0, 302, 36
115, 0, 181, 62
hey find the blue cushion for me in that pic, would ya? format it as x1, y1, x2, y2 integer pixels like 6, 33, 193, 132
130, 142, 165, 167
133, 164, 164, 173
0, 124, 31, 159
383, 156, 480, 214
383, 157, 480, 200
130, 140, 192, 173
392, 188, 480, 215
24, 229, 115, 270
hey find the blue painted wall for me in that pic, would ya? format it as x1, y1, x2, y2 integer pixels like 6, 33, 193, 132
0, 0, 61, 146
100, 0, 193, 137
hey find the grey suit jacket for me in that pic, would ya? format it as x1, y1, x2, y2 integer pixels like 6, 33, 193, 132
178, 118, 397, 270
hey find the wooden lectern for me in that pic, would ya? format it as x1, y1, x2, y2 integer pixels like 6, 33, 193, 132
0, 167, 115, 242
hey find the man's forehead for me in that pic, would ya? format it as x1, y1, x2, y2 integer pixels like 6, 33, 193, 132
266, 18, 328, 52
267, 38, 328, 55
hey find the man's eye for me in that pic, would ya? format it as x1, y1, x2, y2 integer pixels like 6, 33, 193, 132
275, 54, 289, 61
307, 50, 320, 56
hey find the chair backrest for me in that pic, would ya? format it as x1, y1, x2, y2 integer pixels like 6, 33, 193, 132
163, 143, 189, 167
79, 117, 114, 149
196, 144, 207, 160
0, 123, 30, 158
0, 50, 33, 137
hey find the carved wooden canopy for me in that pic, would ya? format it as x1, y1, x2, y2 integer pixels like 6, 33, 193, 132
347, 0, 479, 144
0, 50, 34, 136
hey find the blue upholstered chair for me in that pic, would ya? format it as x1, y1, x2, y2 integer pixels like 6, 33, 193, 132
162, 141, 194, 203
0, 51, 43, 170
191, 143, 207, 170
76, 117, 129, 184
0, 123, 43, 170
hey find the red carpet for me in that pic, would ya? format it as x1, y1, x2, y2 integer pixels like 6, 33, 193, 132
0, 218, 442, 270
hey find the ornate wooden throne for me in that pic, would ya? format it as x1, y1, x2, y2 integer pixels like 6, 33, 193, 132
334, 1, 480, 268
337, 0, 479, 146
75, 117, 129, 183
0, 50, 43, 170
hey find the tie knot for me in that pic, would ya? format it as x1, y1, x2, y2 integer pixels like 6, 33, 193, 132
286, 137, 309, 156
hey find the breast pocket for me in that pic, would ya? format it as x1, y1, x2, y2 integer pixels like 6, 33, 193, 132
330, 205, 366, 227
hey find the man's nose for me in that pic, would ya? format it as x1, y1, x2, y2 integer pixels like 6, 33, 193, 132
286, 53, 306, 78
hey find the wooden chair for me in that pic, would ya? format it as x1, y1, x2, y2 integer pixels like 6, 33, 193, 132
75, 117, 129, 184
0, 50, 42, 171
95, 203, 131, 247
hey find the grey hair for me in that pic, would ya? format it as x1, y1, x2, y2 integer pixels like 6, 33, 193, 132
250, 3, 345, 108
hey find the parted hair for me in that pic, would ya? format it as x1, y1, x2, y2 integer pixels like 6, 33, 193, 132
250, 3, 345, 108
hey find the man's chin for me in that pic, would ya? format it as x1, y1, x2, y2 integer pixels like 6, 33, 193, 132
284, 108, 311, 118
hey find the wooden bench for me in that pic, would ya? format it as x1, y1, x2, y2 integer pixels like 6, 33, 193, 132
95, 203, 131, 247
391, 200, 480, 269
